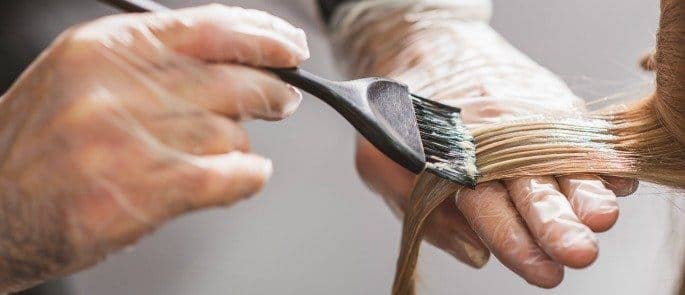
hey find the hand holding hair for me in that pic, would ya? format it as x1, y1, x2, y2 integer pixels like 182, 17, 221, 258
333, 0, 643, 291
0, 5, 308, 292
337, 0, 684, 293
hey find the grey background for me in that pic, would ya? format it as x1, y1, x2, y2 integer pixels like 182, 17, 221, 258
2, 0, 680, 294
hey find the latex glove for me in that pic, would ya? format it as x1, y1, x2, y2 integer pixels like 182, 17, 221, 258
342, 2, 639, 288
357, 93, 638, 288
0, 5, 308, 292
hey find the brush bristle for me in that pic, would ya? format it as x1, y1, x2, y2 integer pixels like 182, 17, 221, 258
411, 94, 478, 188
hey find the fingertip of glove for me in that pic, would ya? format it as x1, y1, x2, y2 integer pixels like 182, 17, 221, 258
526, 262, 564, 289
544, 223, 598, 268
559, 235, 599, 269
583, 205, 619, 232
563, 248, 598, 269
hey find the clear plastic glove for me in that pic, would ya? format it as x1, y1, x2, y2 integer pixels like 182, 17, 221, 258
0, 5, 308, 292
337, 1, 639, 288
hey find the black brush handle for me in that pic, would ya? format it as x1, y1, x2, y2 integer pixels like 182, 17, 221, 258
269, 68, 335, 99
269, 68, 364, 111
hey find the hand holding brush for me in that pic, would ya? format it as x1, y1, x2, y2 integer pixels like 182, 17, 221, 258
0, 4, 311, 292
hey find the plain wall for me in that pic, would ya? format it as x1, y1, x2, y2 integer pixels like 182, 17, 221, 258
2, 0, 679, 294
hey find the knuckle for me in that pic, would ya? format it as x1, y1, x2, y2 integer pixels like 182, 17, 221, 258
54, 15, 138, 61
195, 115, 246, 148
59, 96, 111, 126
53, 26, 101, 59
186, 117, 223, 152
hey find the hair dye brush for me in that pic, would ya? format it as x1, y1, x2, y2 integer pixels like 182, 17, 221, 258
100, 0, 478, 188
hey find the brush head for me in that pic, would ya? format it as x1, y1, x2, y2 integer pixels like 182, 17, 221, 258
363, 78, 477, 188
411, 94, 478, 188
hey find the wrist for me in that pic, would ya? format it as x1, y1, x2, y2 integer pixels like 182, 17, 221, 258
0, 177, 81, 293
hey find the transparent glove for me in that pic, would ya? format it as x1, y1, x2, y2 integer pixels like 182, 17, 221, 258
337, 1, 639, 288
0, 5, 308, 292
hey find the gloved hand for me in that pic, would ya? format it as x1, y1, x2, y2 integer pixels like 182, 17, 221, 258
0, 5, 308, 292
336, 1, 639, 288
